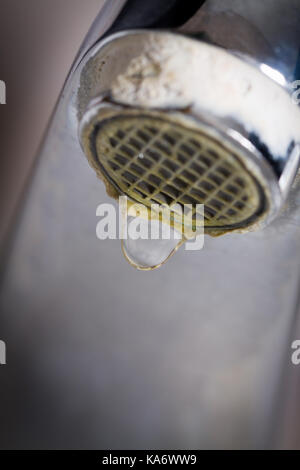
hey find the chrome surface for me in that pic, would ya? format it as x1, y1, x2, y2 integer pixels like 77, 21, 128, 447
77, 30, 285, 230
179, 0, 300, 84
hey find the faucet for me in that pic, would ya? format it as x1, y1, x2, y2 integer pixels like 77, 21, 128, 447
1, 0, 300, 449
78, 0, 300, 268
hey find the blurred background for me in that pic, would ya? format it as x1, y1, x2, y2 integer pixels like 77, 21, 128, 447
0, 0, 104, 245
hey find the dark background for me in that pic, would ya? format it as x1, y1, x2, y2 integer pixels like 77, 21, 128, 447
0, 0, 104, 245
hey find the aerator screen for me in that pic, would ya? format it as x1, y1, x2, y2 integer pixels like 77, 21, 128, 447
91, 113, 265, 231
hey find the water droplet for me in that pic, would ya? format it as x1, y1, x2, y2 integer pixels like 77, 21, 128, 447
121, 215, 183, 270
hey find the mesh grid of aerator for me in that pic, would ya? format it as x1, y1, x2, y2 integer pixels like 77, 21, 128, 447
94, 114, 264, 229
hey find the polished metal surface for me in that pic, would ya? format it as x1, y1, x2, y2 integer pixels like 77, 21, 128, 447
179, 0, 300, 84
77, 29, 286, 232
1, 0, 300, 449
